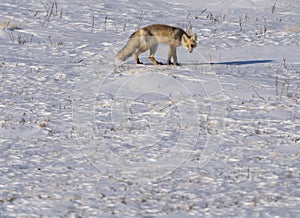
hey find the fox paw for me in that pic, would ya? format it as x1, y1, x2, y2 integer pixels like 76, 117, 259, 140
167, 61, 181, 66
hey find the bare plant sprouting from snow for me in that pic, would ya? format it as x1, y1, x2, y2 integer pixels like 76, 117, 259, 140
39, 0, 63, 25
255, 16, 267, 38
275, 58, 300, 100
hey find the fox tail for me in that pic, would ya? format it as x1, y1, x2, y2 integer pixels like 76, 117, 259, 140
115, 31, 141, 64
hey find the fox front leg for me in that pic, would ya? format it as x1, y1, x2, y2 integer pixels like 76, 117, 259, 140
167, 45, 181, 66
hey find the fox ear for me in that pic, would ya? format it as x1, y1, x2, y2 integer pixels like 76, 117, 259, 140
182, 34, 189, 42
191, 34, 197, 42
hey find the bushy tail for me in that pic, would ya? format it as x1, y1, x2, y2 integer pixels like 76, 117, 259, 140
115, 33, 140, 64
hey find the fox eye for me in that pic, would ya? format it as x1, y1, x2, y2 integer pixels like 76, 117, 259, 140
191, 45, 195, 48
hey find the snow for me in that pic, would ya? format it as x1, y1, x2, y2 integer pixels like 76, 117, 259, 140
0, 0, 299, 217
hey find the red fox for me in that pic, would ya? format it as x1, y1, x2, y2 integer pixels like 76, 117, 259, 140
115, 24, 197, 66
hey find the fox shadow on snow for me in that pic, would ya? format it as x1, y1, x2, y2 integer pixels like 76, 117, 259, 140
210, 59, 274, 65
125, 59, 274, 66
182, 59, 274, 66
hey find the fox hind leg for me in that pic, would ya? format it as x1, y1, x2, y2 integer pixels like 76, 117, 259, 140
149, 44, 163, 65
134, 46, 148, 64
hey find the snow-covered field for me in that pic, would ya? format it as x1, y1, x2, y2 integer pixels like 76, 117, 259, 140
1, 0, 299, 217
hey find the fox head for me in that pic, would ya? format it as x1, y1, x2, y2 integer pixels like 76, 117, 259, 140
181, 34, 197, 53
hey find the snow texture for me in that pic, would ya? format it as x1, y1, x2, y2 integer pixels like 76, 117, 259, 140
0, 0, 299, 217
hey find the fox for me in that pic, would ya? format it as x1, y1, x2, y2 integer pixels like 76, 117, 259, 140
115, 24, 197, 66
